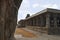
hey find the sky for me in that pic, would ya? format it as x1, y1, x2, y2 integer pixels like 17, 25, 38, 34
18, 0, 60, 21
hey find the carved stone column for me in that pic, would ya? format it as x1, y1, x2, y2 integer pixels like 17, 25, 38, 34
41, 16, 43, 27
33, 19, 34, 26
0, 0, 22, 40
54, 14, 57, 28
36, 17, 38, 26
33, 18, 36, 26
46, 13, 50, 34
54, 14, 57, 34
38, 16, 41, 26
46, 13, 50, 28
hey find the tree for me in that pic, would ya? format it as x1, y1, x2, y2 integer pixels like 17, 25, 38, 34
0, 0, 22, 40
26, 14, 30, 18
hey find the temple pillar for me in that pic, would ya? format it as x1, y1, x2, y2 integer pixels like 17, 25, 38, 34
35, 17, 38, 26
41, 16, 44, 27
54, 14, 57, 28
34, 18, 36, 26
37, 17, 39, 26
29, 20, 31, 26
38, 16, 41, 26
46, 13, 50, 34
46, 13, 50, 28
54, 14, 57, 34
33, 19, 35, 26
31, 19, 33, 26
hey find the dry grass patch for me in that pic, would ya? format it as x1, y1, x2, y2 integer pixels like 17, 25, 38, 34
15, 28, 37, 38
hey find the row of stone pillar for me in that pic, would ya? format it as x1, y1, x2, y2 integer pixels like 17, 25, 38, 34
46, 13, 57, 28
26, 15, 46, 27
26, 13, 58, 28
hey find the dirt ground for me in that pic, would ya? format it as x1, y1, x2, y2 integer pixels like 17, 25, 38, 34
14, 28, 37, 38
15, 28, 60, 40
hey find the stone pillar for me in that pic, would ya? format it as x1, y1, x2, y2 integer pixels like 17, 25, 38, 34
54, 14, 57, 34
0, 0, 22, 40
41, 16, 43, 27
38, 16, 41, 26
36, 17, 39, 26
33, 18, 36, 26
33, 19, 34, 26
31, 19, 33, 26
54, 14, 57, 28
37, 17, 39, 26
29, 20, 31, 26
46, 13, 50, 28
29, 20, 30, 26
40, 16, 41, 27
46, 13, 51, 34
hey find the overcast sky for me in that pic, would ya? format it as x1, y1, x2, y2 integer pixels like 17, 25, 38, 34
18, 0, 60, 21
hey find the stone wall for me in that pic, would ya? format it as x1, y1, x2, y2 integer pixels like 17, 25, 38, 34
48, 27, 60, 35
26, 26, 48, 34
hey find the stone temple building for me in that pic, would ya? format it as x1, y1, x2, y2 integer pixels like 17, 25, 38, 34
18, 8, 60, 35
18, 20, 25, 28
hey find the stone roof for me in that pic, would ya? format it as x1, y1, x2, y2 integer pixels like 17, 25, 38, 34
25, 8, 60, 20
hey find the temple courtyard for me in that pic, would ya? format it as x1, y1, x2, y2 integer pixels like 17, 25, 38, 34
15, 28, 60, 40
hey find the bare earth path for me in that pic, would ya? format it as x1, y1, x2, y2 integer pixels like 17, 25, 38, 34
15, 28, 60, 40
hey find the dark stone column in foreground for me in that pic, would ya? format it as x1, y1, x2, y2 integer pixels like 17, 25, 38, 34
0, 0, 22, 40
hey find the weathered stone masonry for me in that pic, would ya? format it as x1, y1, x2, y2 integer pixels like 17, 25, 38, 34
18, 8, 60, 35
